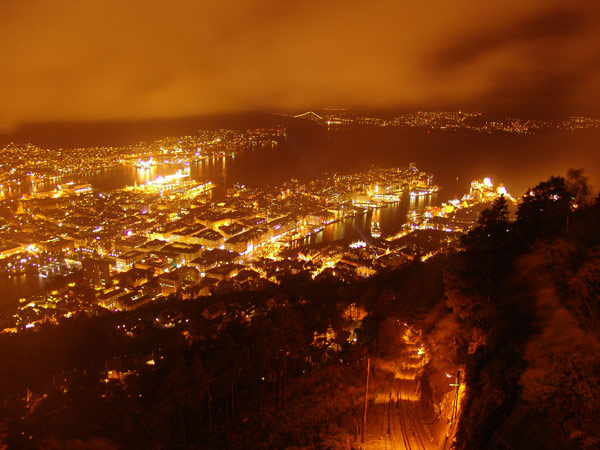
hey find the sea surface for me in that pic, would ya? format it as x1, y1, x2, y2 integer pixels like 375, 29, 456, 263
3, 125, 599, 308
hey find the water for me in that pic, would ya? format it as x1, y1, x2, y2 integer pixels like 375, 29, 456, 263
0, 274, 52, 310
0, 274, 52, 302
291, 193, 437, 248
8, 126, 600, 202
3, 126, 599, 307
1, 158, 435, 308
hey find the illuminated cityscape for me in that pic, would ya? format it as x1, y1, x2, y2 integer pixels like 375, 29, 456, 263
2, 154, 511, 328
0, 133, 523, 447
0, 128, 283, 196
1, 1, 600, 449
290, 110, 600, 134
1, 95, 598, 450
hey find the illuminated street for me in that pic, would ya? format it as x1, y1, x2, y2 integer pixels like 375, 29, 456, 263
1, 1, 599, 449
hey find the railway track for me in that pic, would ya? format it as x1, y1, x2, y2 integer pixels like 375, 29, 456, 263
390, 382, 429, 450
403, 389, 427, 450
397, 389, 413, 449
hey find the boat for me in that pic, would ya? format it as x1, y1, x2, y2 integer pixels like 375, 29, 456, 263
410, 186, 439, 197
370, 220, 382, 238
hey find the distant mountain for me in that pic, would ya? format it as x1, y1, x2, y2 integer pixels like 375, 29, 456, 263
0, 111, 285, 149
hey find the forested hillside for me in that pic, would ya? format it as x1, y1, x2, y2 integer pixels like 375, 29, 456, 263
1, 171, 598, 449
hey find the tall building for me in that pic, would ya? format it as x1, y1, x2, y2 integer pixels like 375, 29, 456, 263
82, 258, 112, 288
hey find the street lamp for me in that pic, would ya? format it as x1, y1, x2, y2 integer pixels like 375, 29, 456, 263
447, 371, 461, 424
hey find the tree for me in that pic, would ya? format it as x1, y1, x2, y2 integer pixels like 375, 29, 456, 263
516, 176, 572, 239
566, 168, 591, 207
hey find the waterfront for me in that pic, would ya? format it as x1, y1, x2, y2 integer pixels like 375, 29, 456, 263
291, 192, 436, 248
5, 125, 600, 202
0, 191, 435, 309
3, 125, 599, 309
0, 274, 52, 310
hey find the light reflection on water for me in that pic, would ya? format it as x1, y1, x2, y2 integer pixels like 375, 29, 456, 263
0, 274, 52, 309
293, 193, 436, 248
2, 149, 440, 306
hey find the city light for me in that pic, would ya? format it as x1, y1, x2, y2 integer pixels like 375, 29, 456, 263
0, 2, 598, 448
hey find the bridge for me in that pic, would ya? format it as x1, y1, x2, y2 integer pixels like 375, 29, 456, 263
293, 111, 324, 120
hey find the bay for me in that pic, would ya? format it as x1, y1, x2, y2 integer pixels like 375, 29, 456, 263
4, 126, 599, 307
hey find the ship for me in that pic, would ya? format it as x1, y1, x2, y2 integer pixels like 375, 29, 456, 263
370, 220, 382, 238
410, 185, 439, 197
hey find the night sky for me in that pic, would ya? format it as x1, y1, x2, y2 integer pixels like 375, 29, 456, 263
1, 0, 599, 134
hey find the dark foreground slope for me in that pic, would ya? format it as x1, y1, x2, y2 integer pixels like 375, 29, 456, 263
1, 172, 599, 449
429, 171, 600, 449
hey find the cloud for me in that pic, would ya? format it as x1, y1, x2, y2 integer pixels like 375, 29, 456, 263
432, 8, 588, 71
427, 4, 600, 117
1, 0, 599, 130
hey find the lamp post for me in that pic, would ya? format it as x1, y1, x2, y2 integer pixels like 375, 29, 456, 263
362, 358, 370, 445
446, 371, 461, 424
